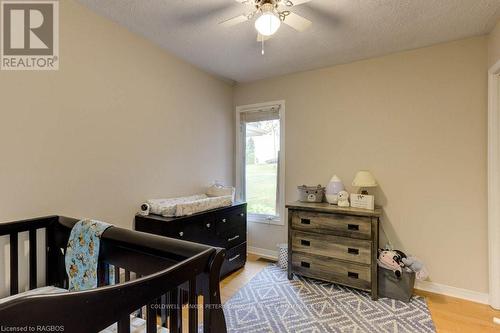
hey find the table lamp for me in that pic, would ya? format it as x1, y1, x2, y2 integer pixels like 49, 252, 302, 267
352, 170, 377, 195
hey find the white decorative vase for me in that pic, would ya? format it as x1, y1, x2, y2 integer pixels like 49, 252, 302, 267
325, 175, 345, 204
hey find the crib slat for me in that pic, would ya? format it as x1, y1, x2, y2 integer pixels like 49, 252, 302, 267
117, 315, 130, 333
189, 279, 197, 333
160, 294, 167, 328
124, 270, 130, 282
154, 297, 160, 329
169, 289, 180, 333
165, 292, 172, 329
136, 274, 143, 318
97, 262, 110, 287
10, 233, 19, 295
29, 229, 37, 290
146, 303, 156, 333
114, 266, 120, 284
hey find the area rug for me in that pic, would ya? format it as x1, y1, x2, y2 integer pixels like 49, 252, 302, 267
223, 265, 436, 333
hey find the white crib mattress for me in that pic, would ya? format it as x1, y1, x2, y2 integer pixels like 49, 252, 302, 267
0, 287, 168, 332
0, 286, 66, 304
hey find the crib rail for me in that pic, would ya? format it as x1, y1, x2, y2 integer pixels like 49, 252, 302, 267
0, 216, 227, 333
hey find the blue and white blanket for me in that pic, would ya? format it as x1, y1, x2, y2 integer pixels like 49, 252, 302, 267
65, 219, 111, 291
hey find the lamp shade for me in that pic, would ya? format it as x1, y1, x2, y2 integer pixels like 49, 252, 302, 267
352, 170, 378, 187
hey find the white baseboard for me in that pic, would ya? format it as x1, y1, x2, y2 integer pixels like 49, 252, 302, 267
248, 246, 278, 261
415, 280, 489, 305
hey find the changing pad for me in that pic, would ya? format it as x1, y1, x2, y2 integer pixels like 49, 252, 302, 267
147, 194, 232, 217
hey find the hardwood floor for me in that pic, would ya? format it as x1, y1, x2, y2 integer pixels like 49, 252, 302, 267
415, 290, 500, 333
220, 253, 273, 303
218, 254, 500, 333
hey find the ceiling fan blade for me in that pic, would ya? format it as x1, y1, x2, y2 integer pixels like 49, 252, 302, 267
285, 0, 312, 7
235, 0, 252, 3
219, 14, 249, 27
283, 12, 312, 31
257, 33, 272, 42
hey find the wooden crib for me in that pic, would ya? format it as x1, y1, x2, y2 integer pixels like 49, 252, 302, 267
0, 215, 227, 333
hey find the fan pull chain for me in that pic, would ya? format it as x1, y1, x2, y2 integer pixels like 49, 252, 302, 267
261, 38, 265, 55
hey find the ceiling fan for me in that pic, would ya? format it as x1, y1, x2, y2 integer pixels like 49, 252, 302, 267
219, 0, 312, 52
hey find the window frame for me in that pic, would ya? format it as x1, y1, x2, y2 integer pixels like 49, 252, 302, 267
235, 100, 286, 226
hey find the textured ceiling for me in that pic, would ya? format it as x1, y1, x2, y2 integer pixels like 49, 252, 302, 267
77, 0, 500, 83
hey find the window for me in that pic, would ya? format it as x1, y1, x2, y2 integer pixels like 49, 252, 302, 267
236, 101, 285, 225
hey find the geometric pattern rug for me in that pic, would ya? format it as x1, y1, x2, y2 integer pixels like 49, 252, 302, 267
223, 265, 436, 333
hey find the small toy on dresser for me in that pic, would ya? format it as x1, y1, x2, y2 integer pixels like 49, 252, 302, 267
297, 185, 325, 203
337, 190, 350, 207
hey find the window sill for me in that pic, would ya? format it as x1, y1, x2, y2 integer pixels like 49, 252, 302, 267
248, 216, 284, 226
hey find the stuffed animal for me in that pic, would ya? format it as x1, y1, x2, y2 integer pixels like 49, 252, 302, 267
402, 256, 429, 280
378, 249, 405, 278
337, 191, 350, 207
402, 257, 422, 271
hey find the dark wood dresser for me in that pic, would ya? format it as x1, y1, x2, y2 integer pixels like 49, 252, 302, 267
135, 202, 247, 277
286, 201, 381, 300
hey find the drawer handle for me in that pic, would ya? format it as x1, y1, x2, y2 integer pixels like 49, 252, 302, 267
348, 272, 359, 279
222, 218, 227, 223
239, 213, 245, 217
228, 235, 240, 242
348, 248, 359, 255
301, 218, 311, 225
206, 223, 211, 228
348, 224, 359, 231
229, 254, 241, 262
300, 239, 310, 246
300, 261, 310, 268
179, 231, 184, 237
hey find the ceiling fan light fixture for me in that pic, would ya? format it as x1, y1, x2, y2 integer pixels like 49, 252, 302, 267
254, 4, 281, 36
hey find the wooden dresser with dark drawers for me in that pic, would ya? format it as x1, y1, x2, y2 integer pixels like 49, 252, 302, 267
135, 202, 247, 277
286, 201, 381, 300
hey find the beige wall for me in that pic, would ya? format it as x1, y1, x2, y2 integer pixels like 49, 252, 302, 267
0, 1, 234, 227
235, 37, 488, 293
0, 0, 234, 296
489, 21, 500, 68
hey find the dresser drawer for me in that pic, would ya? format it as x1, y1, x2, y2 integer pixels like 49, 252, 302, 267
223, 227, 246, 248
292, 230, 371, 265
291, 210, 371, 239
212, 225, 246, 249
169, 217, 216, 244
292, 252, 371, 290
220, 242, 246, 277
215, 205, 246, 235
